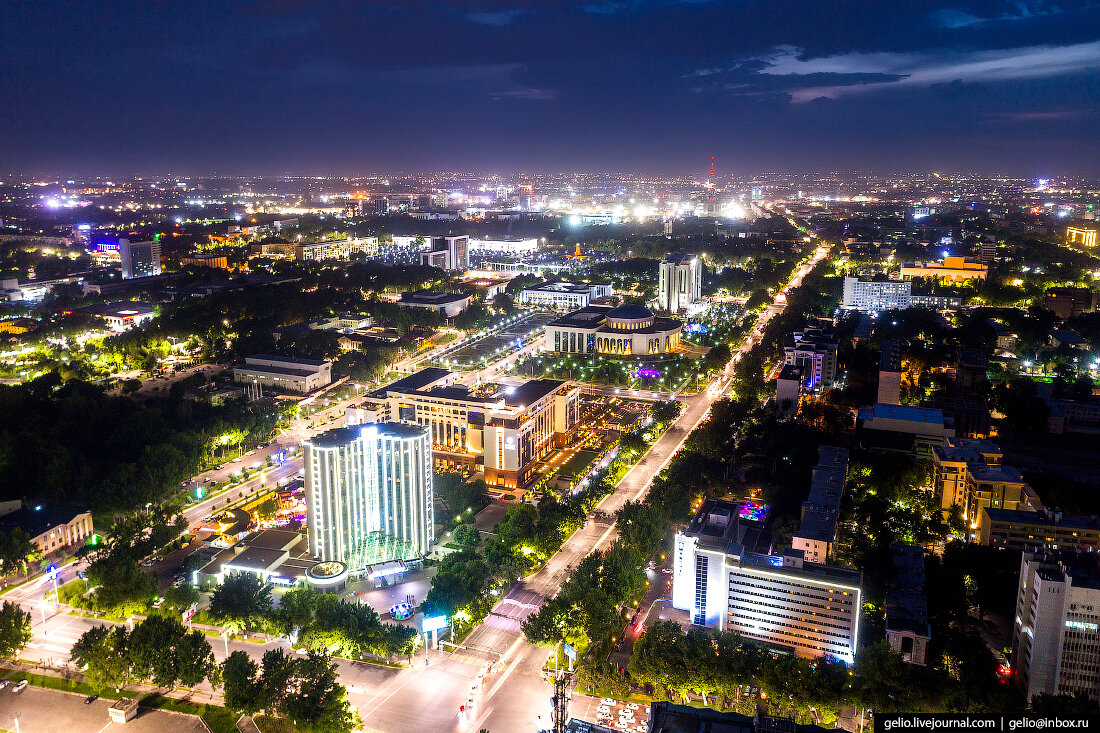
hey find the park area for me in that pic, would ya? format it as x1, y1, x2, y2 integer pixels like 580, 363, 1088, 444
433, 313, 558, 369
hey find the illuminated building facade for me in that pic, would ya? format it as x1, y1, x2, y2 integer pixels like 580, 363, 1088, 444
119, 238, 161, 279
1067, 227, 1098, 248
657, 252, 701, 313
672, 500, 861, 663
1013, 551, 1100, 701
543, 304, 682, 356
305, 423, 434, 568
349, 368, 580, 489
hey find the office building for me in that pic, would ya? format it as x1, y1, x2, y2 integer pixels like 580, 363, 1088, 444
397, 291, 471, 317
657, 253, 702, 313
878, 340, 902, 405
1067, 227, 1098, 248
979, 508, 1100, 552
899, 256, 988, 282
910, 294, 963, 311
119, 238, 162, 279
0, 501, 93, 556
932, 438, 1034, 530
349, 368, 581, 489
418, 235, 469, 271
856, 403, 955, 458
543, 304, 682, 356
885, 543, 931, 666
672, 500, 861, 663
783, 323, 838, 391
305, 423, 434, 568
1043, 287, 1093, 319
1013, 551, 1100, 701
233, 354, 332, 394
841, 277, 912, 314
179, 253, 230, 269
296, 236, 379, 261
518, 281, 613, 310
791, 447, 848, 565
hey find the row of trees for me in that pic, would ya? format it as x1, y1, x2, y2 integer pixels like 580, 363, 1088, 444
209, 574, 418, 660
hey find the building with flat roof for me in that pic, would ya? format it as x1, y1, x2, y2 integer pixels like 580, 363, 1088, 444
81, 301, 156, 331
397, 290, 471, 317
468, 237, 539, 254
518, 280, 613, 310
878, 340, 902, 405
672, 499, 861, 663
305, 423, 434, 569
348, 368, 581, 489
1067, 227, 1098, 248
1013, 551, 1100, 701
657, 252, 701, 313
543, 304, 682, 356
296, 236, 379, 261
783, 323, 838, 391
233, 354, 332, 395
775, 364, 803, 417
900, 256, 988, 282
932, 438, 1038, 536
1042, 287, 1093, 319
195, 528, 316, 587
885, 543, 931, 666
979, 508, 1100, 552
841, 277, 912, 314
0, 501, 93, 557
179, 252, 229, 270
791, 447, 848, 565
645, 703, 836, 733
857, 403, 955, 458
119, 238, 161, 279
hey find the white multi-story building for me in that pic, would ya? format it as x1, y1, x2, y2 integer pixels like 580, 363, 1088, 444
672, 500, 861, 663
348, 368, 580, 490
417, 235, 469, 271
296, 236, 379, 261
305, 423, 434, 568
658, 253, 701, 313
1013, 551, 1100, 700
233, 354, 332, 394
468, 238, 540, 254
119, 238, 161, 279
841, 277, 912, 314
518, 281, 613, 310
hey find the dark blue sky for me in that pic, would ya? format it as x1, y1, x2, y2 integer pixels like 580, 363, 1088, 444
2, 0, 1098, 176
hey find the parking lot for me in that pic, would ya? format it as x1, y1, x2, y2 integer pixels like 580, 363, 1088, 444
435, 313, 558, 369
571, 695, 649, 732
0, 683, 207, 733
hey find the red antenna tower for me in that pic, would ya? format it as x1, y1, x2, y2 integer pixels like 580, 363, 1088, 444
708, 156, 716, 200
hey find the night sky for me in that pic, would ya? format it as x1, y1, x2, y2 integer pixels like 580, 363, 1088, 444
2, 1, 1098, 176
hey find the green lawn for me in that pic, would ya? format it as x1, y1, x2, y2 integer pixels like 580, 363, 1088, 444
556, 450, 598, 479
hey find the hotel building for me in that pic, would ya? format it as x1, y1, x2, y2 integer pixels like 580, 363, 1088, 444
672, 499, 862, 663
348, 368, 580, 489
657, 253, 702, 313
304, 423, 434, 568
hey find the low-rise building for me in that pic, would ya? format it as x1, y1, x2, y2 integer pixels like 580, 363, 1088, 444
1043, 287, 1093, 319
179, 252, 230, 269
81, 301, 156, 331
791, 447, 848, 565
233, 354, 332, 395
397, 291, 471, 317
0, 501, 93, 556
468, 237, 540, 254
885, 543, 931, 666
911, 294, 963, 311
518, 280, 613, 310
979, 507, 1100, 552
543, 304, 682, 356
296, 236, 379, 261
900, 256, 988, 282
195, 528, 319, 588
856, 403, 955, 458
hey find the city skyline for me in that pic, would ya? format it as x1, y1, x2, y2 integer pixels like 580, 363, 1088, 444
2, 1, 1098, 175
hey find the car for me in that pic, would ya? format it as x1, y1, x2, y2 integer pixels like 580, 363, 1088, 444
0, 680, 8, 690
85, 695, 98, 704
13, 680, 27, 693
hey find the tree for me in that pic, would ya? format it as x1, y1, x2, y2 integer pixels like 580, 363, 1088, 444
259, 647, 299, 715
222, 651, 264, 715
0, 529, 40, 578
454, 524, 480, 547
283, 652, 360, 732
163, 582, 200, 610
0, 601, 32, 658
424, 549, 490, 617
86, 555, 156, 617
127, 616, 218, 689
72, 625, 132, 692
210, 573, 273, 631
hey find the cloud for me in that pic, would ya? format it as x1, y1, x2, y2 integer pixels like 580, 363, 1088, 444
467, 9, 528, 26
932, 1, 1095, 27
752, 41, 1100, 102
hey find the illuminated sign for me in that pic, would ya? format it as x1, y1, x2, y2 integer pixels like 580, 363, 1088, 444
1065, 620, 1098, 632
422, 615, 448, 633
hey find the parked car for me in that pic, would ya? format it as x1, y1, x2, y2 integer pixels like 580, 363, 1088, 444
84, 695, 98, 705
13, 680, 27, 693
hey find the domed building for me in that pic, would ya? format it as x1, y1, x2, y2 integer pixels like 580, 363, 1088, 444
544, 304, 682, 356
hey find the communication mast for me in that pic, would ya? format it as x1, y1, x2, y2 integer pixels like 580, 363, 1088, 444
551, 672, 571, 733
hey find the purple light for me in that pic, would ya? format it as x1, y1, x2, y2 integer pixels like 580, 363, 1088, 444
635, 368, 660, 379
